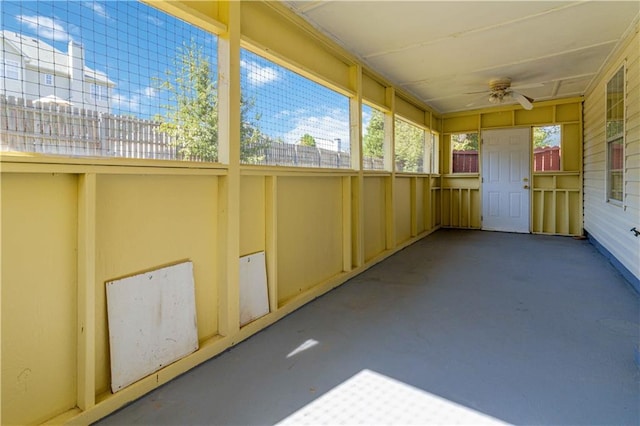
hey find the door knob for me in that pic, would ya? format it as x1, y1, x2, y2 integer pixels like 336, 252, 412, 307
523, 185, 530, 189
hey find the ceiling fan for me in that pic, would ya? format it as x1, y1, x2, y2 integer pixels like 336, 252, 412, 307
468, 77, 535, 110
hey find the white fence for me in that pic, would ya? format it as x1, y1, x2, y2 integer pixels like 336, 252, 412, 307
1, 95, 387, 170
0, 95, 176, 159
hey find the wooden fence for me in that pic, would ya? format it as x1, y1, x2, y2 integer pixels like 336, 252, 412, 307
3, 95, 444, 172
453, 148, 564, 173
0, 95, 176, 159
243, 142, 354, 168
0, 96, 367, 169
534, 146, 561, 171
452, 150, 478, 173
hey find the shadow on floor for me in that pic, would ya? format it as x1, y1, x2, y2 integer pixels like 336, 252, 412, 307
97, 229, 640, 425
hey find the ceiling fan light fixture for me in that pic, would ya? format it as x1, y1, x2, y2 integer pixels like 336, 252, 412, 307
488, 92, 503, 104
477, 78, 534, 110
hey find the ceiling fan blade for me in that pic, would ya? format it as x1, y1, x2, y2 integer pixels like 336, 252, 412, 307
512, 82, 545, 90
464, 89, 490, 95
512, 91, 534, 110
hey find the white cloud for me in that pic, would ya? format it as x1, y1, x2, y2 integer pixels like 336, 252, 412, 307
112, 86, 158, 114
83, 2, 109, 19
241, 60, 280, 86
146, 15, 163, 27
274, 108, 306, 120
283, 112, 350, 150
142, 87, 157, 98
16, 15, 71, 42
112, 92, 141, 113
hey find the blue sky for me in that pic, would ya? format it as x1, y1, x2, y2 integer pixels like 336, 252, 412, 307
1, 0, 357, 148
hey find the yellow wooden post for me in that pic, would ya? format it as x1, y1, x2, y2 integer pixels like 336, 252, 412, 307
265, 176, 278, 312
77, 173, 97, 410
385, 87, 396, 249
217, 0, 241, 337
349, 64, 364, 268
410, 177, 418, 237
342, 177, 352, 272
0, 173, 2, 426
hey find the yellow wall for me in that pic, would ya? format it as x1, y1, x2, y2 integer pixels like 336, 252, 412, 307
394, 177, 412, 244
1, 173, 78, 425
276, 176, 344, 305
441, 98, 584, 235
416, 178, 425, 233
362, 72, 387, 109
363, 176, 387, 262
240, 176, 266, 256
94, 174, 220, 395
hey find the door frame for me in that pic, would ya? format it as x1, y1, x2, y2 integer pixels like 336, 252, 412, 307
480, 127, 531, 233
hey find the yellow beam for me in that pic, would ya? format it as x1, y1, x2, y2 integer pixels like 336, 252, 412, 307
142, 0, 226, 35
265, 176, 278, 313
77, 173, 97, 410
217, 0, 241, 337
349, 65, 365, 268
342, 177, 352, 272
385, 88, 396, 249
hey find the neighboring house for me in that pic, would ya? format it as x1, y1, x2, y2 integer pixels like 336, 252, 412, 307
0, 30, 115, 113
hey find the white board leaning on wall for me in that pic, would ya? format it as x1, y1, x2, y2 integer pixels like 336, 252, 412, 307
106, 261, 199, 393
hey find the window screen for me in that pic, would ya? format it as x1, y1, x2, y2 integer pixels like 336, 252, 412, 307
533, 125, 561, 172
240, 49, 351, 168
362, 104, 385, 170
451, 133, 478, 173
394, 118, 425, 173
1, 1, 218, 161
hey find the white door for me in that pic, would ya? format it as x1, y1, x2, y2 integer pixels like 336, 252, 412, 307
482, 128, 530, 233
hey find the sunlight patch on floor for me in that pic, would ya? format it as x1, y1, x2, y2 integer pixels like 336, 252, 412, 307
287, 339, 320, 358
276, 369, 509, 425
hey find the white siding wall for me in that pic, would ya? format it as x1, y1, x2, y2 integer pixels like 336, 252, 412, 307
24, 68, 47, 99
1, 48, 24, 97
583, 21, 640, 281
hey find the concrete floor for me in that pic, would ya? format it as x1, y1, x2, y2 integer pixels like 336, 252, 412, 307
98, 229, 639, 425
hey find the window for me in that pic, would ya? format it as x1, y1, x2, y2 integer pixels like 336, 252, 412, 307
239, 48, 350, 168
90, 84, 107, 101
533, 125, 561, 171
451, 133, 478, 173
3, 59, 20, 79
394, 118, 425, 173
1, 1, 218, 161
362, 104, 385, 170
606, 66, 624, 202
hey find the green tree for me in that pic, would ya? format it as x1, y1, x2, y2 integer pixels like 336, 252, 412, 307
452, 133, 478, 151
240, 96, 268, 164
395, 118, 424, 172
533, 125, 560, 148
299, 133, 316, 147
363, 109, 384, 159
155, 40, 266, 163
154, 41, 218, 161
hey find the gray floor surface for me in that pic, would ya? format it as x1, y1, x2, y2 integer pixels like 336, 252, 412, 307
97, 229, 640, 426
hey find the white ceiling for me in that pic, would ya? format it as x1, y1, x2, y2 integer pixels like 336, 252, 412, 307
283, 1, 640, 114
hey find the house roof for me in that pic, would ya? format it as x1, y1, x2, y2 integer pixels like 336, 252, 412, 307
1, 30, 115, 87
